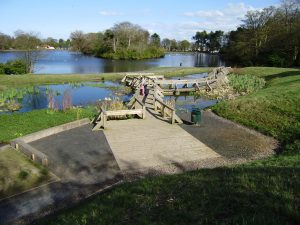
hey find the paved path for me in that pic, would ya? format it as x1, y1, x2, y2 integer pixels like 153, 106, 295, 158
179, 110, 277, 160
104, 110, 220, 172
30, 124, 121, 184
0, 110, 277, 225
0, 125, 122, 225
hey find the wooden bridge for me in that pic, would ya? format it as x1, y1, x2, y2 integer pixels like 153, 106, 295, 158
89, 68, 233, 171
92, 67, 231, 130
122, 67, 231, 95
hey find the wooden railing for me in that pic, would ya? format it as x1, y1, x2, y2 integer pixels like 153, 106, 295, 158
149, 84, 183, 124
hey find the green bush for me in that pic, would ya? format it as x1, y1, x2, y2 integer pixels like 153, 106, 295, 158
268, 54, 285, 67
0, 63, 5, 74
18, 170, 29, 179
4, 60, 27, 75
100, 47, 165, 60
229, 74, 266, 93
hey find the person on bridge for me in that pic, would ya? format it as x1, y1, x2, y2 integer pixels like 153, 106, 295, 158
140, 77, 145, 96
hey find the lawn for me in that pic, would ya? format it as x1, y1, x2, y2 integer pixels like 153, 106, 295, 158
0, 67, 211, 91
0, 107, 96, 143
0, 147, 52, 199
0, 66, 299, 224
213, 67, 300, 154
36, 154, 300, 225
34, 67, 300, 225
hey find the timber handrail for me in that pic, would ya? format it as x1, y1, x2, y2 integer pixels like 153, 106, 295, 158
150, 85, 182, 124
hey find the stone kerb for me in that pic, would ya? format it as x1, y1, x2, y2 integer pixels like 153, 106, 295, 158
10, 118, 90, 166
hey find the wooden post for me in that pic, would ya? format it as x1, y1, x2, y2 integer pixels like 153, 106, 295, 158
142, 106, 146, 119
42, 158, 48, 166
103, 115, 107, 129
171, 111, 175, 124
162, 105, 165, 118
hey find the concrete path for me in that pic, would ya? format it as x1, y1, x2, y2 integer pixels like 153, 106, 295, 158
0, 111, 277, 225
104, 110, 220, 172
30, 124, 121, 184
0, 125, 122, 225
179, 110, 278, 160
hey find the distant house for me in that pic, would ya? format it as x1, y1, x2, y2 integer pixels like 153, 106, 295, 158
45, 45, 55, 50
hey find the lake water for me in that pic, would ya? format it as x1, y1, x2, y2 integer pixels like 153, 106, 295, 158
0, 73, 217, 113
0, 50, 226, 74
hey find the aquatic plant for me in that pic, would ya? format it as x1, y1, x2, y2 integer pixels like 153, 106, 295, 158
62, 90, 72, 111
47, 91, 56, 111
69, 82, 83, 88
5, 100, 21, 111
229, 74, 266, 94
96, 97, 127, 119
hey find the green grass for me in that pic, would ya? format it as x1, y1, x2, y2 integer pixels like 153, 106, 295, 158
0, 107, 96, 143
37, 155, 300, 225
0, 147, 52, 199
1, 66, 299, 224
213, 67, 300, 154
0, 67, 211, 91
34, 66, 300, 225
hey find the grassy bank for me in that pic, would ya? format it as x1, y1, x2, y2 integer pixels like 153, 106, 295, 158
213, 67, 300, 154
0, 108, 95, 143
34, 66, 299, 225
0, 147, 52, 199
37, 156, 300, 225
0, 67, 211, 91
1, 66, 299, 224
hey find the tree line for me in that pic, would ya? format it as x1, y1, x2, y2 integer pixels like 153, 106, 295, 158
0, 0, 299, 67
69, 22, 164, 59
223, 0, 300, 67
0, 30, 70, 50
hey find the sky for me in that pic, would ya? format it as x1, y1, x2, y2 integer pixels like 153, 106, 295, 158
0, 0, 280, 40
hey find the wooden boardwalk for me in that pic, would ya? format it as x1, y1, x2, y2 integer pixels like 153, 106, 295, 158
92, 68, 234, 171
103, 110, 220, 172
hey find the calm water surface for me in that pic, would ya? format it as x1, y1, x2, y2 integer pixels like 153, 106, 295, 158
0, 50, 226, 74
0, 73, 217, 113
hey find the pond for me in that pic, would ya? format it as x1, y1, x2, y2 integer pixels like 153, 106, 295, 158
0, 50, 226, 74
0, 81, 131, 113
0, 73, 218, 114
166, 72, 218, 111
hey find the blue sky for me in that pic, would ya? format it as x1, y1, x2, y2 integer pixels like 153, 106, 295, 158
0, 0, 279, 40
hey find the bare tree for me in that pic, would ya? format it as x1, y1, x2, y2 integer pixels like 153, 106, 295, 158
112, 22, 149, 50
70, 30, 87, 52
13, 30, 42, 73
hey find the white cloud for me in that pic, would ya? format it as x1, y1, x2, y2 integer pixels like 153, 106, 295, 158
183, 3, 256, 20
99, 11, 123, 16
143, 2, 260, 40
182, 2, 259, 31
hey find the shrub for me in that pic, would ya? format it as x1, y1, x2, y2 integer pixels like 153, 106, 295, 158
100, 46, 165, 60
3, 60, 27, 75
268, 54, 285, 67
0, 63, 5, 74
229, 74, 266, 94
18, 170, 29, 179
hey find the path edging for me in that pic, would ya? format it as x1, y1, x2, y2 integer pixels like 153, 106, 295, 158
10, 118, 90, 166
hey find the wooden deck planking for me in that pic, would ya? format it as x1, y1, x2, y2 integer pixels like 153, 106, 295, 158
103, 112, 220, 171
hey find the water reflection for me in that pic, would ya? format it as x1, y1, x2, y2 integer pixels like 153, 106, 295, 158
0, 82, 129, 113
0, 50, 226, 74
165, 95, 218, 111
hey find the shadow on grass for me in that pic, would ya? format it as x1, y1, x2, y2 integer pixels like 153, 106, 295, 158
264, 70, 300, 81
34, 160, 300, 225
